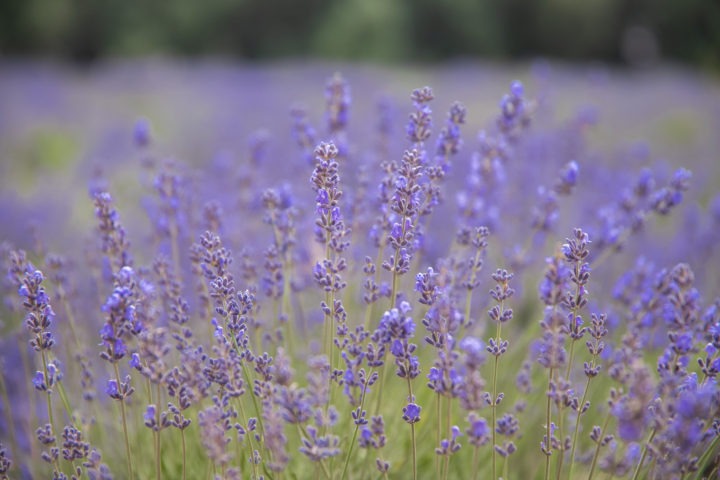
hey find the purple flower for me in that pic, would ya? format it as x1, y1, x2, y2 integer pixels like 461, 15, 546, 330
402, 403, 421, 424
129, 353, 141, 370
144, 404, 156, 424
466, 414, 490, 446
106, 379, 119, 398
113, 339, 127, 358
390, 339, 404, 357
32, 371, 46, 391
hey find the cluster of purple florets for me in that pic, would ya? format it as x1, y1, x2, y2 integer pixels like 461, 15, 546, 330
0, 70, 719, 480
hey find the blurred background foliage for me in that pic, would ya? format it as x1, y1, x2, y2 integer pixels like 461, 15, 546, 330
1, 0, 718, 69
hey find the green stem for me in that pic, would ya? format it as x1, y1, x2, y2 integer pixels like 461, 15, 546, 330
490, 320, 502, 480
240, 361, 266, 440
555, 406, 565, 480
443, 394, 452, 480
436, 393, 442, 479
630, 428, 657, 480
390, 269, 399, 310
463, 240, 484, 333
19, 345, 38, 476
565, 339, 577, 382
57, 287, 82, 349
491, 354, 499, 479
54, 381, 76, 426
181, 429, 187, 480
235, 396, 259, 480
694, 434, 720, 480
341, 370, 374, 480
472, 446, 479, 480
155, 383, 162, 480
282, 258, 295, 358
297, 425, 331, 480
364, 235, 387, 332
388, 212, 409, 310
113, 363, 134, 479
373, 352, 388, 416
544, 367, 554, 480
406, 376, 417, 480
568, 375, 593, 480
588, 411, 612, 480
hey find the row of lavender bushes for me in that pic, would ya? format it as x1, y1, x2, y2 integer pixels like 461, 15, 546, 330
1, 72, 719, 480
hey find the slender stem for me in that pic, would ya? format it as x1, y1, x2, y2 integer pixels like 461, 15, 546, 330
443, 394, 452, 480
240, 368, 266, 467
463, 241, 484, 333
234, 340, 265, 439
235, 396, 259, 480
341, 370, 374, 480
436, 393, 442, 479
390, 269, 399, 310
57, 287, 81, 348
565, 339, 577, 382
630, 428, 657, 480
472, 446, 479, 480
373, 352, 388, 415
363, 301, 373, 333
181, 429, 187, 480
54, 381, 76, 427
555, 406, 565, 480
588, 412, 612, 480
544, 367, 554, 480
40, 351, 61, 475
113, 363, 134, 479
19, 344, 38, 474
388, 212, 409, 310
282, 257, 295, 357
155, 383, 162, 480
328, 288, 335, 377
406, 376, 417, 480
297, 425, 331, 480
463, 291, 473, 333
364, 235, 387, 332
569, 376, 593, 479
490, 321, 502, 480
410, 422, 417, 480
694, 434, 720, 480
491, 354, 499, 479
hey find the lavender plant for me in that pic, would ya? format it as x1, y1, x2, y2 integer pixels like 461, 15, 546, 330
1, 69, 719, 480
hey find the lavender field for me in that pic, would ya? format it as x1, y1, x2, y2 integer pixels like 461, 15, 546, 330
1, 61, 720, 479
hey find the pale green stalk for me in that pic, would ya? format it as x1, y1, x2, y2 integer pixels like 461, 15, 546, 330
297, 425, 331, 480
155, 383, 162, 480
406, 374, 417, 480
443, 394, 452, 480
40, 350, 62, 476
545, 367, 554, 480
630, 428, 656, 480
113, 362, 134, 479
490, 320, 502, 480
693, 435, 720, 480
436, 393, 442, 478
588, 411, 612, 480
340, 369, 374, 480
